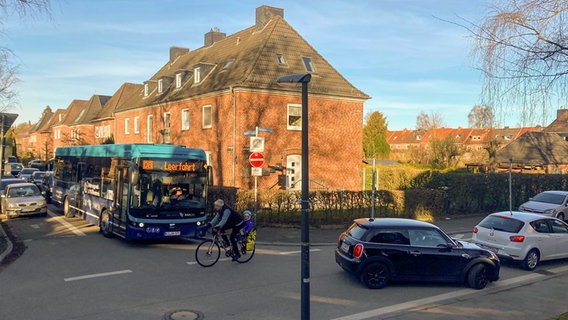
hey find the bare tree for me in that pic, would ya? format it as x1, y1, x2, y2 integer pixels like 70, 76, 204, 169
468, 105, 495, 128
416, 111, 446, 131
469, 0, 568, 127
0, 0, 51, 112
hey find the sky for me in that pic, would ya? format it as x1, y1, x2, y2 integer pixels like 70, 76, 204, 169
3, 0, 499, 130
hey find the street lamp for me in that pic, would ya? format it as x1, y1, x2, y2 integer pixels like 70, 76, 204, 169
276, 73, 311, 320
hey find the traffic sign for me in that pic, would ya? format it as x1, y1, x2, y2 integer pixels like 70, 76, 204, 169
249, 152, 265, 168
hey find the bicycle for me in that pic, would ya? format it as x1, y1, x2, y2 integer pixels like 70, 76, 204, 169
195, 227, 256, 267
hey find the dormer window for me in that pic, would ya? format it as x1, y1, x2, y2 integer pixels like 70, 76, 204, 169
158, 79, 163, 93
144, 83, 149, 96
194, 67, 201, 83
302, 57, 315, 72
176, 73, 182, 88
276, 53, 286, 65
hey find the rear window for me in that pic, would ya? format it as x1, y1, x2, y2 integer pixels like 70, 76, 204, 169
479, 215, 524, 233
346, 223, 368, 240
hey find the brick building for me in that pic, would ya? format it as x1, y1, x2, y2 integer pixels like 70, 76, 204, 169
18, 5, 370, 191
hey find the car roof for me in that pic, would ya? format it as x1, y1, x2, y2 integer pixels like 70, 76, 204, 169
535, 190, 568, 195
6, 182, 37, 188
487, 211, 556, 222
353, 217, 439, 229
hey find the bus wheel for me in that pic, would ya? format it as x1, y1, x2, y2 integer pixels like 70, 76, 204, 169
100, 210, 113, 238
63, 198, 74, 218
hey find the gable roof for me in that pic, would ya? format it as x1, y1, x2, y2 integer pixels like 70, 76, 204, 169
93, 83, 142, 122
495, 131, 568, 165
117, 13, 369, 112
54, 99, 89, 127
72, 94, 111, 125
29, 106, 54, 134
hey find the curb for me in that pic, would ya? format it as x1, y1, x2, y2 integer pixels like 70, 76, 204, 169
0, 222, 13, 264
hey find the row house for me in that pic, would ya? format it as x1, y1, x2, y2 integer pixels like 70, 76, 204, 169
19, 5, 370, 191
386, 126, 544, 165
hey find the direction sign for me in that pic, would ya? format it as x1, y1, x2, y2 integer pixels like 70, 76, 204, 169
249, 152, 265, 168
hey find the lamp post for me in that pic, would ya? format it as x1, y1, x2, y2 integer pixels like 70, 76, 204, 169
277, 73, 311, 319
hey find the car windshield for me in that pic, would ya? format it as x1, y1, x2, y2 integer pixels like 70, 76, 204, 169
7, 185, 41, 198
532, 192, 566, 205
479, 215, 524, 233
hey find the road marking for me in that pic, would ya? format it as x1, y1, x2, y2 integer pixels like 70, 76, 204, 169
187, 257, 233, 266
279, 248, 321, 255
47, 211, 86, 236
64, 269, 132, 282
331, 272, 549, 320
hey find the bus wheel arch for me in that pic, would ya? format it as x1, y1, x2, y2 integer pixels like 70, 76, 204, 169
100, 210, 114, 238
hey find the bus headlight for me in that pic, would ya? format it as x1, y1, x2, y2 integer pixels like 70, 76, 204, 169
139, 222, 145, 228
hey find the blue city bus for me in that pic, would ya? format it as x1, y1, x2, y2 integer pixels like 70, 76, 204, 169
52, 144, 210, 240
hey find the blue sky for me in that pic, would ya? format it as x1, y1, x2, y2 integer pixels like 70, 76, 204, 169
5, 0, 496, 130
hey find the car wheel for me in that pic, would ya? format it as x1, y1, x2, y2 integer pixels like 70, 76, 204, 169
467, 263, 489, 289
359, 262, 390, 289
521, 249, 540, 271
63, 198, 74, 218
100, 210, 113, 238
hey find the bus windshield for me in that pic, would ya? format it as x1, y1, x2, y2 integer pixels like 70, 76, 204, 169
131, 171, 207, 212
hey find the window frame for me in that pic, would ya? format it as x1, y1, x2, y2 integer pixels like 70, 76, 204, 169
181, 109, 190, 131
202, 105, 212, 129
125, 118, 130, 135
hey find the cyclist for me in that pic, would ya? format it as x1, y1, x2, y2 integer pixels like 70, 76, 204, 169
209, 199, 244, 261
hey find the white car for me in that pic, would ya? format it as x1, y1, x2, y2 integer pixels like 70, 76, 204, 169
518, 190, 568, 220
472, 211, 568, 271
1, 182, 47, 219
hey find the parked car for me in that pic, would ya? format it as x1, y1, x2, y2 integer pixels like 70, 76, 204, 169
28, 159, 46, 170
335, 217, 500, 289
17, 168, 40, 181
1, 182, 47, 219
4, 162, 23, 177
518, 190, 568, 220
472, 211, 568, 271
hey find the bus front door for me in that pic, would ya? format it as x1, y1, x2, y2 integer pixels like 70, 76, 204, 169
111, 166, 129, 237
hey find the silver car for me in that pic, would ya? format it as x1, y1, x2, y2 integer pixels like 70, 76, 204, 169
472, 211, 568, 271
518, 190, 568, 220
2, 182, 47, 219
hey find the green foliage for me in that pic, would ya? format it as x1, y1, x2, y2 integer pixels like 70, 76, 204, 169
363, 111, 390, 159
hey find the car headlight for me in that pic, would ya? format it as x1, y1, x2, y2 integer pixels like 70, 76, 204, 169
7, 202, 18, 209
544, 208, 556, 215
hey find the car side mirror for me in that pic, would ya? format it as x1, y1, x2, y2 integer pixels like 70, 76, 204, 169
437, 243, 454, 252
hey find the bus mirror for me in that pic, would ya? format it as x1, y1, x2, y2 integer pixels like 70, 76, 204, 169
131, 172, 139, 185
207, 166, 213, 186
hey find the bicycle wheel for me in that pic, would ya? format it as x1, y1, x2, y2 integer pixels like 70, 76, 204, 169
195, 239, 220, 267
236, 240, 255, 263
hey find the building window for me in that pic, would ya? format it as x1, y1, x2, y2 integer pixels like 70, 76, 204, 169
147, 115, 153, 143
287, 104, 302, 130
134, 116, 140, 134
125, 118, 130, 134
202, 105, 212, 129
158, 79, 163, 93
302, 57, 315, 72
175, 73, 182, 88
276, 53, 286, 65
194, 67, 201, 83
144, 83, 149, 97
223, 59, 234, 70
182, 109, 190, 130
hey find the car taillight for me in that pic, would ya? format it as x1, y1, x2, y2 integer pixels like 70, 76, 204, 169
473, 227, 478, 233
353, 243, 364, 258
510, 235, 525, 242
337, 234, 344, 245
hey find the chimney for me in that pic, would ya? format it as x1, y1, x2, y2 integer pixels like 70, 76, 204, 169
256, 5, 284, 30
557, 108, 568, 119
204, 26, 226, 46
170, 46, 189, 63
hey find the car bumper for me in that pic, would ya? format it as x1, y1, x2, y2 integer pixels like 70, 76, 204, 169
473, 241, 525, 261
6, 207, 47, 218
335, 248, 360, 274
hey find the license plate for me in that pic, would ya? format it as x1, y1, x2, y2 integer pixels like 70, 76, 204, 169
340, 242, 350, 253
164, 231, 181, 236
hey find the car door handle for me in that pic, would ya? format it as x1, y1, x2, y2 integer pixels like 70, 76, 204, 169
410, 251, 421, 256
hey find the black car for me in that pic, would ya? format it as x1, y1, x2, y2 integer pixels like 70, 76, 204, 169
40, 171, 54, 203
335, 218, 500, 289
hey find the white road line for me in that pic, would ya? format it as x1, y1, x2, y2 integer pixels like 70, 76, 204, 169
47, 211, 86, 236
331, 272, 547, 320
280, 248, 321, 255
187, 257, 233, 265
64, 269, 132, 282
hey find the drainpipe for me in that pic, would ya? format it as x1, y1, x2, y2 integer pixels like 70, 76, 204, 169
231, 86, 236, 187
